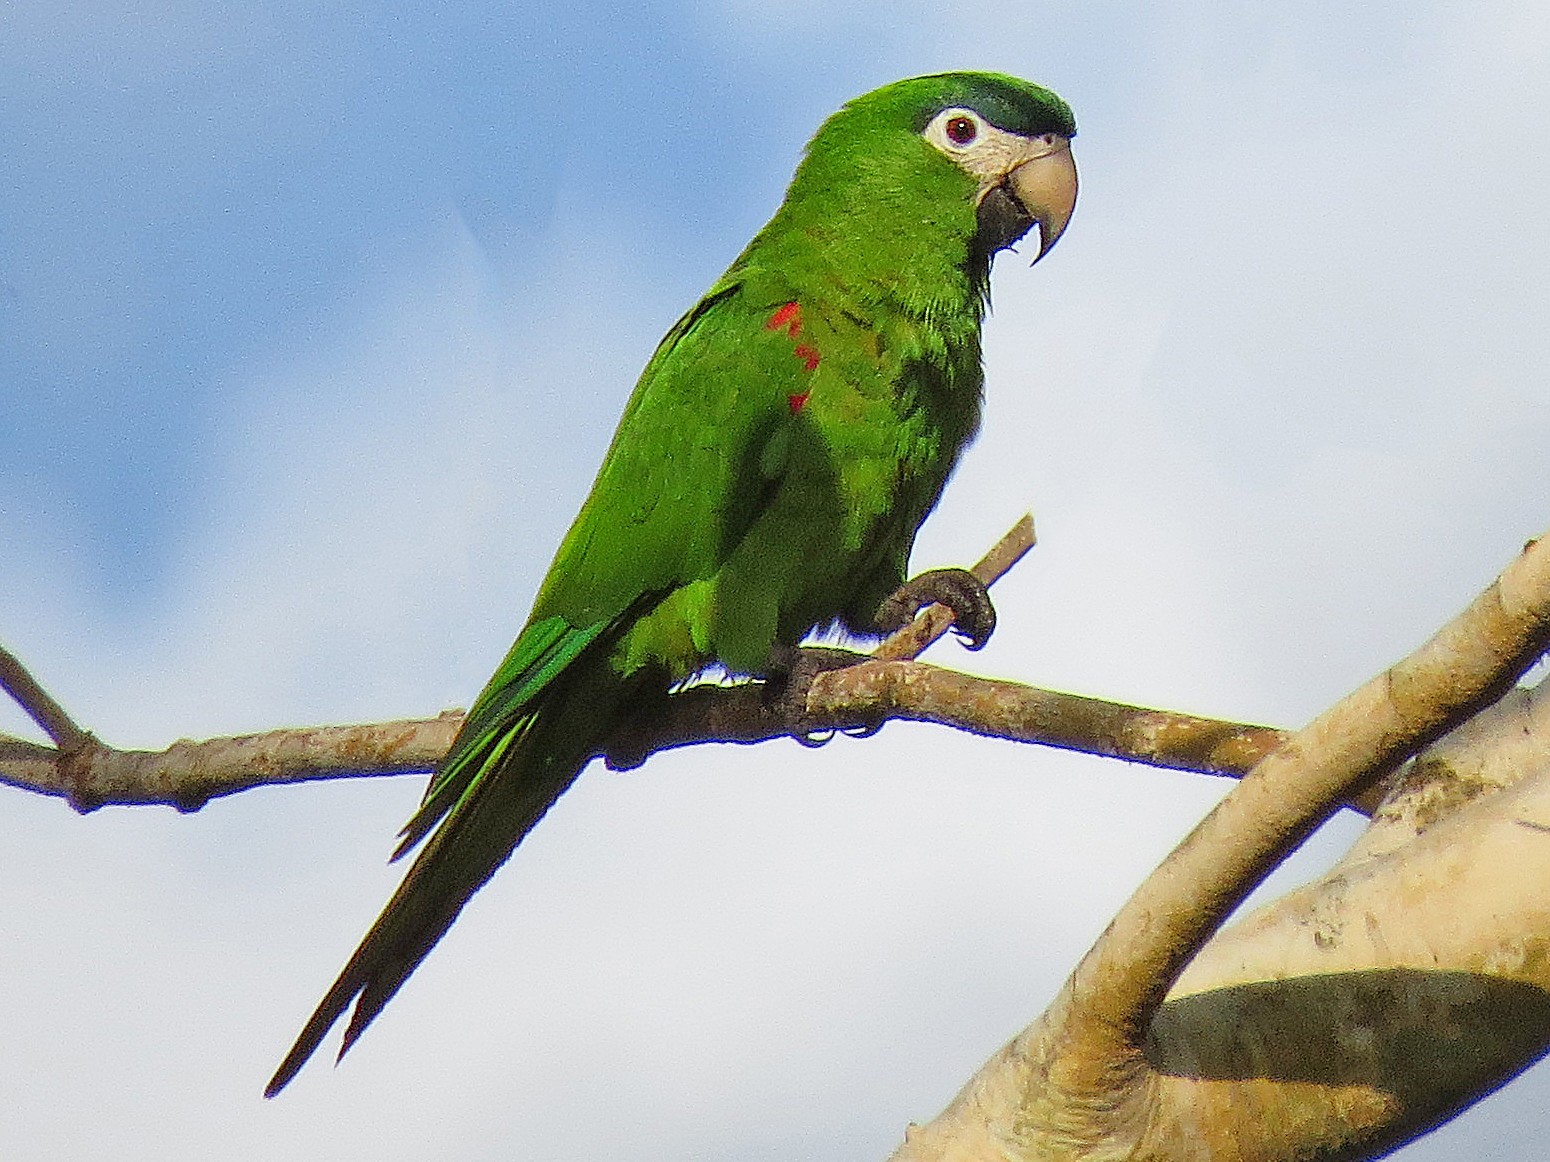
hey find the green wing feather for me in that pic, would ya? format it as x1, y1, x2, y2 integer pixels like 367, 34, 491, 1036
396, 614, 615, 858
265, 273, 834, 1094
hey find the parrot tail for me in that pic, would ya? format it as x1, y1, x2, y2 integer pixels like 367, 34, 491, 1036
265, 614, 641, 1098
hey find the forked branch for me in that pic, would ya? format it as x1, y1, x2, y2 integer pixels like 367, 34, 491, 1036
889, 529, 1550, 1162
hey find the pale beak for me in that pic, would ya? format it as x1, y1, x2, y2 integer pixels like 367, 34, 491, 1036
1007, 136, 1078, 263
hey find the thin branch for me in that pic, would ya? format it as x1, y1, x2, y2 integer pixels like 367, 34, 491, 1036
874, 513, 1036, 661
0, 668, 1286, 812
0, 513, 1357, 819
610, 663, 1283, 776
0, 643, 90, 753
0, 715, 463, 813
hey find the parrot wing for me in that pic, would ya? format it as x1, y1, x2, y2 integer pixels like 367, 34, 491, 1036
267, 271, 831, 1095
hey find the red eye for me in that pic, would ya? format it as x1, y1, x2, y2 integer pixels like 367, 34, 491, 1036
946, 115, 978, 145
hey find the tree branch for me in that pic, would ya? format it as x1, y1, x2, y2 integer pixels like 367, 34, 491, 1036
0, 659, 1292, 814
0, 515, 1295, 813
0, 642, 90, 753
888, 528, 1550, 1161
0, 714, 465, 813
874, 512, 1036, 661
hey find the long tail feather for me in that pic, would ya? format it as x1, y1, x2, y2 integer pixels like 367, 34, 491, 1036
264, 725, 585, 1095
266, 612, 647, 1097
397, 615, 616, 858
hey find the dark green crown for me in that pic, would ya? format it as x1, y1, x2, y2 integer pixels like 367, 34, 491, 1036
900, 71, 1077, 138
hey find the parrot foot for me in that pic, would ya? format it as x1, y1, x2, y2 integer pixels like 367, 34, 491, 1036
764, 644, 879, 744
875, 567, 996, 650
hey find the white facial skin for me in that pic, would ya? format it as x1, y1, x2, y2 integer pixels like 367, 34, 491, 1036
922, 106, 1078, 260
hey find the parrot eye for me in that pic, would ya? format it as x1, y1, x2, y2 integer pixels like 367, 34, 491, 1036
946, 116, 978, 145
924, 108, 987, 154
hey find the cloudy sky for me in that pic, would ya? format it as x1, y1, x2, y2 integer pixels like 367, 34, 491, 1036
4, 1, 1550, 1158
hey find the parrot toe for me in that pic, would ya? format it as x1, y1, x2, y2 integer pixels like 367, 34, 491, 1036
875, 567, 997, 650
764, 644, 873, 743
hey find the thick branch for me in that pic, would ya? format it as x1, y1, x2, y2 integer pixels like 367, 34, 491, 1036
890, 529, 1550, 1162
1081, 530, 1550, 1049
1140, 673, 1550, 1161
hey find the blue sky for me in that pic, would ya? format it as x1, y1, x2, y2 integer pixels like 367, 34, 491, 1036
4, 1, 1550, 1158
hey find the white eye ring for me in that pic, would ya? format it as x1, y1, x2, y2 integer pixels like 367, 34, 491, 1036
925, 107, 985, 152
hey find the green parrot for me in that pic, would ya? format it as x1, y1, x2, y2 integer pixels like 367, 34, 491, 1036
266, 70, 1076, 1096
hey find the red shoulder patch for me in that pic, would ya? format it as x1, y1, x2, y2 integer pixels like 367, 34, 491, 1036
765, 300, 821, 405
766, 301, 802, 337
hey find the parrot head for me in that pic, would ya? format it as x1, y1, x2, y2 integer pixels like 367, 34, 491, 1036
911, 74, 1078, 264
774, 72, 1077, 282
